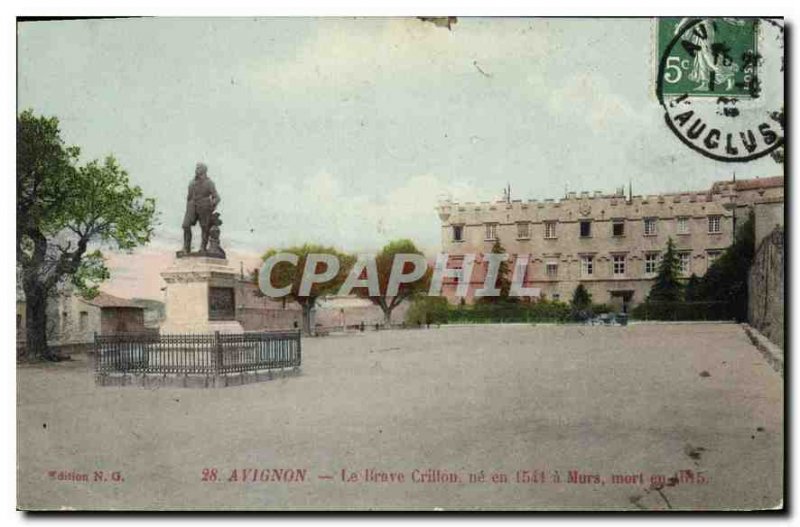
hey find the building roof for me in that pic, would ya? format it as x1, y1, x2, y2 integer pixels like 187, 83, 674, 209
734, 176, 784, 191
81, 291, 143, 309
711, 176, 784, 193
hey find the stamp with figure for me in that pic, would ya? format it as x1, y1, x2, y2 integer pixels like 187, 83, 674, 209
655, 18, 784, 162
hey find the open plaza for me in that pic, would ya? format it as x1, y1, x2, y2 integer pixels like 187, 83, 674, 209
17, 323, 782, 510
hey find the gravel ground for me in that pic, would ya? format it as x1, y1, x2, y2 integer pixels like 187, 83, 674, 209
17, 323, 783, 510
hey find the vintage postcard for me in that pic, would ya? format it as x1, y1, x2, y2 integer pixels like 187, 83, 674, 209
16, 16, 784, 511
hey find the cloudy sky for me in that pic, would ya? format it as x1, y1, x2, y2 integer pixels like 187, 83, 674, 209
17, 17, 781, 299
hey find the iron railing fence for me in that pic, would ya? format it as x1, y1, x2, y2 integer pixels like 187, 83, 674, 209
94, 330, 301, 376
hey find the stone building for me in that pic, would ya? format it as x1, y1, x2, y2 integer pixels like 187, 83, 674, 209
49, 290, 147, 345
234, 279, 303, 331
435, 176, 783, 312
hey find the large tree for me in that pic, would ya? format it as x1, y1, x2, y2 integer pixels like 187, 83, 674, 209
570, 283, 592, 311
351, 239, 431, 326
697, 211, 755, 321
476, 238, 515, 304
17, 110, 156, 361
258, 244, 354, 335
647, 237, 683, 302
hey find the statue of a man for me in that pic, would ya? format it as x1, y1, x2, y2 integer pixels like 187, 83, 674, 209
182, 162, 220, 254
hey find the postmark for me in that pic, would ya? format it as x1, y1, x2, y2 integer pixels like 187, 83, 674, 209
655, 18, 784, 162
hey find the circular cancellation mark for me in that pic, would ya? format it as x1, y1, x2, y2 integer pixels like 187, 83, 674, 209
655, 18, 784, 163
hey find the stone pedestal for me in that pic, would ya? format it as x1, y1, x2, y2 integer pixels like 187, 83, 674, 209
160, 256, 244, 334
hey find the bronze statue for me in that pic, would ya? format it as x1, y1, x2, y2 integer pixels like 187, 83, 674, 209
207, 212, 226, 258
181, 162, 221, 255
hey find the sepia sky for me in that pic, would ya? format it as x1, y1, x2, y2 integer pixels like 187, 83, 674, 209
17, 17, 782, 299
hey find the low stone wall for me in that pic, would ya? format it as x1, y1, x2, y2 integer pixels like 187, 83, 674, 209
95, 367, 302, 388
742, 324, 783, 377
748, 226, 784, 349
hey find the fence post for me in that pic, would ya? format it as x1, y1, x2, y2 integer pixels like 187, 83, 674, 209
92, 332, 99, 376
296, 329, 302, 368
214, 331, 222, 378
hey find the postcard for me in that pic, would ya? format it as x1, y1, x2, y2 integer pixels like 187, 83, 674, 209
16, 16, 784, 511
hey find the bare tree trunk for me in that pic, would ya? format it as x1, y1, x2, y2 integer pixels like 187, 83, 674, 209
23, 280, 51, 361
383, 307, 393, 327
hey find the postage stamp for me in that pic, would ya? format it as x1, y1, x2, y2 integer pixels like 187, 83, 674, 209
655, 18, 784, 162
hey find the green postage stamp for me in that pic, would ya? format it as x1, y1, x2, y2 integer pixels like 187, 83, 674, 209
655, 18, 783, 162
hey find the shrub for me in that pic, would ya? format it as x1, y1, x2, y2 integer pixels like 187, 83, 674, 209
405, 296, 450, 326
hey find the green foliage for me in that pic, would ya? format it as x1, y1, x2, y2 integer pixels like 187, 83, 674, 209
17, 110, 157, 359
695, 212, 755, 321
648, 237, 683, 302
591, 303, 611, 315
635, 213, 754, 322
476, 238, 514, 304
447, 299, 571, 324
631, 301, 732, 321
17, 110, 80, 235
71, 250, 110, 299
569, 283, 593, 321
683, 273, 701, 302
260, 244, 355, 306
353, 239, 431, 321
405, 296, 450, 326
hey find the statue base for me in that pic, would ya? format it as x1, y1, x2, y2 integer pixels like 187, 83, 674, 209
176, 249, 226, 259
160, 256, 243, 334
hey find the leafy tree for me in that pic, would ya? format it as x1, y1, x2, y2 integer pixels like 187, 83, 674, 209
648, 237, 683, 302
697, 211, 755, 321
571, 283, 592, 311
405, 296, 449, 326
351, 239, 431, 326
17, 110, 156, 361
683, 273, 702, 302
570, 283, 592, 321
259, 244, 354, 335
477, 238, 515, 304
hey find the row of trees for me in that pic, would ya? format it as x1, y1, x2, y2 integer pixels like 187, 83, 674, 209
637, 212, 755, 321
258, 220, 759, 334
257, 240, 432, 334
255, 237, 539, 334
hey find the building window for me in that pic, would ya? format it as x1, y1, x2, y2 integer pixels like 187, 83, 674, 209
546, 262, 558, 279
580, 255, 594, 277
552, 293, 560, 301
452, 225, 464, 242
484, 223, 498, 241
707, 250, 721, 268
645, 252, 659, 275
708, 215, 721, 234
544, 221, 557, 239
579, 220, 591, 238
517, 222, 530, 239
612, 255, 626, 276
677, 216, 690, 235
643, 217, 657, 236
79, 311, 88, 331
679, 252, 691, 275
612, 219, 625, 237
